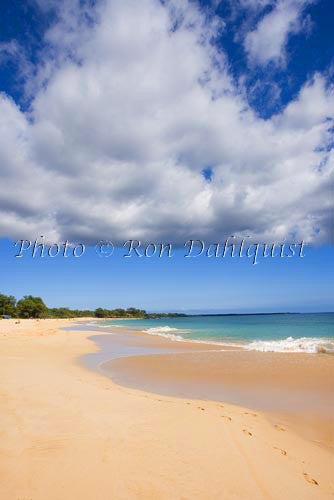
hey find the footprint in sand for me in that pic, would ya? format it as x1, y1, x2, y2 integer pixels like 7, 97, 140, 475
198, 407, 205, 411
273, 447, 287, 456
244, 412, 257, 417
242, 429, 253, 436
303, 473, 319, 486
274, 424, 286, 431
221, 415, 232, 421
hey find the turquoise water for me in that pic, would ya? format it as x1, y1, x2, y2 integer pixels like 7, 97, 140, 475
97, 313, 334, 353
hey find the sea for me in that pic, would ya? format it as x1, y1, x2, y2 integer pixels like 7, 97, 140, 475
94, 313, 334, 354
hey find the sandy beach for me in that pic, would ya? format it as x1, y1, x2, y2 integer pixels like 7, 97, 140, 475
1, 319, 334, 499
108, 348, 334, 447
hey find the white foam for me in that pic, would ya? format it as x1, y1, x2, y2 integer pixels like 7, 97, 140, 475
96, 323, 124, 328
145, 326, 191, 334
144, 326, 191, 341
245, 336, 334, 354
143, 326, 245, 348
89, 322, 334, 354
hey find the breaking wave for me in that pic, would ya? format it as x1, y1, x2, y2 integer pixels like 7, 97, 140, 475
245, 336, 334, 354
144, 326, 192, 341
91, 321, 334, 354
143, 326, 245, 348
143, 329, 334, 353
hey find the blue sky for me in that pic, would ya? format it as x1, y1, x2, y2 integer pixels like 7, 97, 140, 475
0, 0, 333, 311
0, 238, 333, 312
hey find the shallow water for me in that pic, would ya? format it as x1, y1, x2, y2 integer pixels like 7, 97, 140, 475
67, 324, 184, 374
95, 313, 334, 353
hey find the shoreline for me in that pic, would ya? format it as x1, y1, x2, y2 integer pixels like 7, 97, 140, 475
95, 317, 334, 354
82, 322, 334, 450
1, 318, 334, 499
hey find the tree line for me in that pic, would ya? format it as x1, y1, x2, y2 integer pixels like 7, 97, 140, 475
0, 293, 186, 319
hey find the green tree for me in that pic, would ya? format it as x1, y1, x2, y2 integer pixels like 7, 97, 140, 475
95, 308, 107, 318
0, 293, 16, 316
112, 308, 126, 317
126, 307, 146, 317
16, 296, 48, 319
49, 307, 72, 318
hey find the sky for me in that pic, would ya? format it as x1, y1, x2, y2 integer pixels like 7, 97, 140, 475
0, 0, 333, 312
0, 238, 333, 312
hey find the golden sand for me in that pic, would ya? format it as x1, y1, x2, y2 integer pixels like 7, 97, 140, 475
1, 319, 333, 499
108, 349, 334, 448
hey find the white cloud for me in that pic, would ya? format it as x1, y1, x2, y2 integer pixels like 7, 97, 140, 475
244, 0, 313, 66
238, 0, 273, 9
0, 0, 333, 244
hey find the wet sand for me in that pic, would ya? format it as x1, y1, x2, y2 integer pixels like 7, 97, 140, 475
103, 343, 334, 449
78, 322, 334, 448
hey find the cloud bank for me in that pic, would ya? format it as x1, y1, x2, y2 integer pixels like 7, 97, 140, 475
0, 0, 333, 244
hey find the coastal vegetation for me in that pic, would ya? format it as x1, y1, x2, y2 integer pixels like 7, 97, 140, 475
0, 293, 186, 319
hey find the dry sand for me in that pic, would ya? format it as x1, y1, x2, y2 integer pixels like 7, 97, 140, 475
1, 318, 333, 499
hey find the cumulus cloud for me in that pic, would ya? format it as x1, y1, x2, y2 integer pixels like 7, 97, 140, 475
0, 0, 333, 244
244, 0, 314, 66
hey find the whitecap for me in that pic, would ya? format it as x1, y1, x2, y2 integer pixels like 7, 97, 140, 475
245, 336, 334, 354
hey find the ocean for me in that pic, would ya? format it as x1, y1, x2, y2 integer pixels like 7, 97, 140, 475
96, 313, 334, 353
